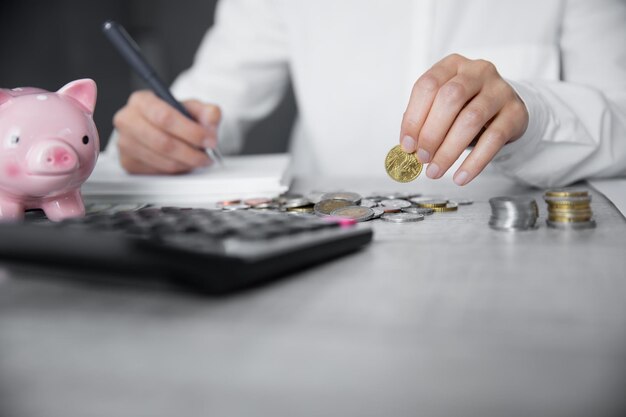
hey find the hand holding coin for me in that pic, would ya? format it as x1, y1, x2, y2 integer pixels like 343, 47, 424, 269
398, 53, 529, 186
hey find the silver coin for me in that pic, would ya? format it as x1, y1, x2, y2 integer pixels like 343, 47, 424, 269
415, 199, 449, 207
360, 199, 379, 208
370, 207, 385, 219
330, 206, 375, 222
401, 206, 434, 215
380, 213, 425, 223
283, 197, 312, 209
320, 192, 362, 204
276, 193, 303, 204
254, 202, 280, 210
306, 191, 327, 204
488, 196, 538, 230
380, 199, 412, 209
409, 196, 445, 204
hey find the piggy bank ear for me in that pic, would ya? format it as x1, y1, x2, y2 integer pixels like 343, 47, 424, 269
57, 79, 97, 114
0, 90, 11, 106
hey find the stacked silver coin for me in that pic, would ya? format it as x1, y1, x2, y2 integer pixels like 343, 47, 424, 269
488, 196, 539, 231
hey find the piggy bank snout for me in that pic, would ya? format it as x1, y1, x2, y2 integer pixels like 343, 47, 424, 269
27, 140, 79, 176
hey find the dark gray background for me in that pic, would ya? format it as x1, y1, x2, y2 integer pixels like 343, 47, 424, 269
0, 0, 296, 154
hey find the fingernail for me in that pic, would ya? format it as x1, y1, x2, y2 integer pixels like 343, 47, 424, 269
401, 135, 416, 153
454, 170, 469, 186
417, 148, 430, 163
203, 138, 214, 148
426, 162, 440, 178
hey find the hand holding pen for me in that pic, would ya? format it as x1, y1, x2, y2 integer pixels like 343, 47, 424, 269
103, 21, 224, 174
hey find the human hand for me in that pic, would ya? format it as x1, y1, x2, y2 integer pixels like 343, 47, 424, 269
113, 90, 221, 174
399, 54, 529, 185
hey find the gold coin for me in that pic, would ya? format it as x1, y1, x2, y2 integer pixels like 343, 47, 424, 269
287, 206, 314, 213
416, 199, 449, 208
545, 189, 589, 198
385, 145, 423, 183
548, 202, 591, 210
431, 203, 459, 212
548, 207, 592, 215
548, 215, 593, 223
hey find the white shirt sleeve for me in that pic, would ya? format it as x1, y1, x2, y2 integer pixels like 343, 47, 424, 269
170, 0, 290, 154
493, 0, 626, 188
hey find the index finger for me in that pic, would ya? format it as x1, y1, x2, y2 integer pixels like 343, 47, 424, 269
130, 91, 211, 149
399, 54, 461, 158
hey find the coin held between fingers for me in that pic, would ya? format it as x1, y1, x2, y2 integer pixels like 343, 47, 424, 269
385, 145, 423, 183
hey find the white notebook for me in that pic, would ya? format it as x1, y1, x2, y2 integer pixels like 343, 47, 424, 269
82, 153, 291, 205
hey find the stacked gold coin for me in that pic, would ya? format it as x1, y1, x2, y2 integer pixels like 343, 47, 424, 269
415, 199, 458, 212
544, 189, 596, 229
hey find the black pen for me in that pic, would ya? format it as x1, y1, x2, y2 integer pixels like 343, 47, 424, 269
102, 20, 224, 166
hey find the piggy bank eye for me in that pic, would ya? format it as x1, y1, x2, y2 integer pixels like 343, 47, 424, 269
82, 135, 89, 145
10, 135, 19, 145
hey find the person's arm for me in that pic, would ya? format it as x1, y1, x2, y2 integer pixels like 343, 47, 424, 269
491, 0, 626, 187
170, 0, 290, 155
112, 0, 290, 174
399, 0, 626, 188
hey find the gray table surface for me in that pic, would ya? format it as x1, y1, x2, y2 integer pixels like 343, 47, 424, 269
1, 174, 625, 417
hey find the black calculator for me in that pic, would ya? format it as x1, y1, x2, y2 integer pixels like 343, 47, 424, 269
0, 207, 373, 293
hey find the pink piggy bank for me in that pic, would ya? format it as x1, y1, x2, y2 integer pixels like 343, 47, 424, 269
0, 79, 99, 222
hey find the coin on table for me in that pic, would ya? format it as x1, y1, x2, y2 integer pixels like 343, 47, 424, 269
287, 207, 315, 214
330, 206, 375, 222
283, 197, 312, 209
401, 206, 434, 215
415, 199, 449, 208
384, 145, 423, 183
431, 202, 459, 212
320, 192, 362, 204
217, 199, 242, 208
380, 199, 412, 209
222, 204, 251, 211
360, 199, 379, 208
244, 197, 272, 207
380, 212, 425, 223
544, 189, 589, 198
371, 207, 385, 219
314, 199, 353, 216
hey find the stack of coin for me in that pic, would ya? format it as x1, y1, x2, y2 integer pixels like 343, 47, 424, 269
488, 196, 538, 231
544, 189, 596, 229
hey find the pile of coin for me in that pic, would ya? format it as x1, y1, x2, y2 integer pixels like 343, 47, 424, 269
544, 189, 595, 229
214, 191, 471, 224
488, 196, 539, 231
